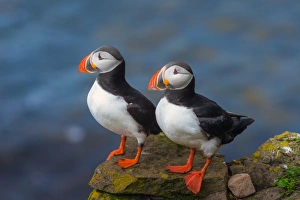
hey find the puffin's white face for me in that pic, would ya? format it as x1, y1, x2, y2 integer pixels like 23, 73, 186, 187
148, 63, 194, 91
164, 65, 193, 90
78, 45, 123, 74
90, 51, 122, 73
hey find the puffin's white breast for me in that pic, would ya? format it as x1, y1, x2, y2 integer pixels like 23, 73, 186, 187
87, 81, 140, 138
156, 97, 220, 157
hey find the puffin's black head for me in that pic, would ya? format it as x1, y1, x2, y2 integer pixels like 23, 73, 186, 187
78, 45, 124, 74
148, 61, 194, 90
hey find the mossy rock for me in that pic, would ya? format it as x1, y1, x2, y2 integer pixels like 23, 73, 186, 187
252, 131, 300, 165
228, 131, 300, 194
227, 159, 276, 191
89, 134, 228, 199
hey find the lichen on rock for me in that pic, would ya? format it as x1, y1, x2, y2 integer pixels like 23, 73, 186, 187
252, 131, 300, 165
88, 131, 300, 200
89, 134, 228, 199
228, 131, 300, 199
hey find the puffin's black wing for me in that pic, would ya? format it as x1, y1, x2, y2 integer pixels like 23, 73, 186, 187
124, 89, 161, 135
191, 94, 233, 138
192, 94, 254, 143
194, 108, 233, 138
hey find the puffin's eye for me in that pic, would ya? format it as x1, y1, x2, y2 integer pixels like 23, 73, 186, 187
173, 69, 178, 75
98, 53, 103, 60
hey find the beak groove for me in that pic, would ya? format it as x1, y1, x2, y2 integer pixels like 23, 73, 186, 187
148, 67, 167, 90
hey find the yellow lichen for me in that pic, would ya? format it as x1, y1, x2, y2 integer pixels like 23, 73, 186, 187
269, 166, 282, 173
275, 131, 291, 140
276, 151, 282, 158
158, 133, 165, 137
260, 141, 278, 151
253, 150, 260, 159
89, 173, 101, 186
275, 131, 299, 141
111, 174, 137, 191
88, 189, 100, 200
159, 172, 169, 179
279, 141, 289, 147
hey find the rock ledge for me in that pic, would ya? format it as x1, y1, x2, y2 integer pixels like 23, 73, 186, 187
88, 131, 300, 200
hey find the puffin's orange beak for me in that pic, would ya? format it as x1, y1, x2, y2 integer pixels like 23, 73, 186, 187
78, 53, 99, 73
78, 55, 90, 73
148, 67, 167, 90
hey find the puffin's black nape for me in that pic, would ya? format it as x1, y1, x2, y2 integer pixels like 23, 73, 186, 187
95, 45, 123, 61
165, 61, 193, 75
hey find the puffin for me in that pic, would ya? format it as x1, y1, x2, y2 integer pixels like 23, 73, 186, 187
78, 45, 161, 168
148, 61, 254, 194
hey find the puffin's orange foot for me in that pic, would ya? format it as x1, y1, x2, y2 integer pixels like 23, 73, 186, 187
166, 149, 195, 173
184, 171, 205, 194
106, 149, 125, 160
117, 146, 142, 168
117, 158, 138, 168
106, 135, 126, 160
166, 165, 192, 173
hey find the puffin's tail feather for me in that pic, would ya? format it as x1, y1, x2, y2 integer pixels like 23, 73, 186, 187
222, 117, 254, 144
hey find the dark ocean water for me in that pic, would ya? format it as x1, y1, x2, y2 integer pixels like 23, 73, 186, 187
1, 1, 300, 199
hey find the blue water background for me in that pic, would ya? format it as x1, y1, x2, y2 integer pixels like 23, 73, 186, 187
1, 1, 300, 199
